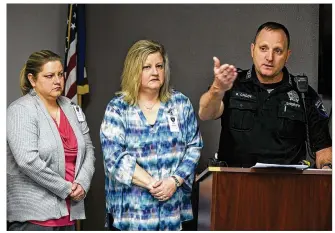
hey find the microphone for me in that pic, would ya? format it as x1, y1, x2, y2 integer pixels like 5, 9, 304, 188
294, 74, 308, 93
208, 153, 228, 167
294, 74, 316, 164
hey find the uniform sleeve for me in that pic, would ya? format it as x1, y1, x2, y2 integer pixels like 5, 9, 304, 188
7, 104, 72, 199
100, 103, 137, 186
73, 106, 96, 194
220, 70, 242, 119
306, 87, 332, 152
173, 98, 203, 190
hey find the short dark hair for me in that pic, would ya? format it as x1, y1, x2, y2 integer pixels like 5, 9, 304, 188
254, 22, 290, 49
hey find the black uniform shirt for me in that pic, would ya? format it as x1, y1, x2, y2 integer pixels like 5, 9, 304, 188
217, 66, 331, 167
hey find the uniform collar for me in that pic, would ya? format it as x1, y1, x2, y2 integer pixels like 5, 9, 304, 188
241, 65, 292, 86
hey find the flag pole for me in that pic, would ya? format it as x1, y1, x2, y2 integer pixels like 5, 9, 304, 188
76, 220, 81, 231
77, 94, 82, 108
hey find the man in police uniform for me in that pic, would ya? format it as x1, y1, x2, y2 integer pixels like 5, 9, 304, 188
199, 22, 332, 169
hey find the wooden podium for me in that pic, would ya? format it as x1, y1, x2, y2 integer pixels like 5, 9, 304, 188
195, 167, 332, 231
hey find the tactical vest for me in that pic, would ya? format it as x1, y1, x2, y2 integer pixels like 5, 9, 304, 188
218, 67, 307, 167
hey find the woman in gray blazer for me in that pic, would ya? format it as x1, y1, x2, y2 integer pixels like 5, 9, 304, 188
7, 50, 95, 230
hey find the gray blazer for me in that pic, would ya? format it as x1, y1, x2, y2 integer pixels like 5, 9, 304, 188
7, 89, 95, 222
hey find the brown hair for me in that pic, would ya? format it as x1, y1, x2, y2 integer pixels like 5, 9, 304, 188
20, 50, 62, 95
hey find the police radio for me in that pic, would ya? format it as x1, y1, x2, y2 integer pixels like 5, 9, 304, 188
294, 74, 308, 93
293, 74, 316, 165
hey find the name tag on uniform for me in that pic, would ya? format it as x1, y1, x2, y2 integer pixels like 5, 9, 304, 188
73, 105, 85, 122
168, 114, 180, 132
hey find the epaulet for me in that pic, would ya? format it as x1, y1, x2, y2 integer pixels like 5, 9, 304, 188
236, 68, 244, 73
236, 68, 252, 81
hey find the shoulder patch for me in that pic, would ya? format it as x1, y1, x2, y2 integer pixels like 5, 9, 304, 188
315, 99, 328, 117
246, 69, 252, 79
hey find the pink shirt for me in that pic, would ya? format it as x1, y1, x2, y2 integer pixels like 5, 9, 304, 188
31, 108, 77, 226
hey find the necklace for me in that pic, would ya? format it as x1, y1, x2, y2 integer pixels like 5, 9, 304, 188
142, 100, 158, 110
51, 106, 59, 121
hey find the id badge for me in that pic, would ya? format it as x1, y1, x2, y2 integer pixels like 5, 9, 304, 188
73, 105, 85, 122
168, 114, 180, 132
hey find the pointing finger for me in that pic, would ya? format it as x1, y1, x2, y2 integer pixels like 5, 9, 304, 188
213, 56, 221, 69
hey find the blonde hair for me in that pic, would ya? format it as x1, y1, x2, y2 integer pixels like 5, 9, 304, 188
118, 40, 171, 105
20, 50, 62, 95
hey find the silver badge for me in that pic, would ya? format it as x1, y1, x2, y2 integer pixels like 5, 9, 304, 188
287, 90, 299, 103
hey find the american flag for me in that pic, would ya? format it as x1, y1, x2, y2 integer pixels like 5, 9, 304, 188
64, 4, 89, 105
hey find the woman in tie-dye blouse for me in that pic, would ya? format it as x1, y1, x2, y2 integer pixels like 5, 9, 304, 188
100, 40, 203, 231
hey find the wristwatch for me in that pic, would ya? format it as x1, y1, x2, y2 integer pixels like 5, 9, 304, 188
322, 163, 332, 169
171, 175, 181, 187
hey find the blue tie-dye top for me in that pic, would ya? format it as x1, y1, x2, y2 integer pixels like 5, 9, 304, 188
100, 90, 203, 231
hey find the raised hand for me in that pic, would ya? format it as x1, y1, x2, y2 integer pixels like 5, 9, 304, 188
211, 56, 238, 94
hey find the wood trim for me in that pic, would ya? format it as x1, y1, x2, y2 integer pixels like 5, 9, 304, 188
207, 166, 332, 175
